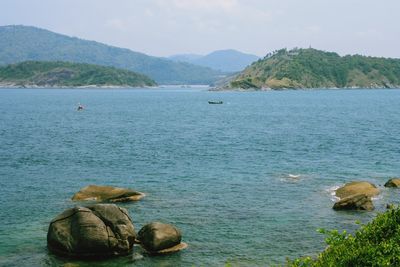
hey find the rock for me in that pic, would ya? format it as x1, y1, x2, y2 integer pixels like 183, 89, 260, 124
387, 203, 395, 209
333, 194, 374, 211
72, 185, 145, 203
47, 204, 136, 258
335, 181, 379, 199
384, 178, 400, 188
137, 222, 187, 254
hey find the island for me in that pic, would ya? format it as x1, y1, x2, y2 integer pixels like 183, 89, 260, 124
0, 25, 222, 85
0, 61, 157, 88
222, 48, 400, 90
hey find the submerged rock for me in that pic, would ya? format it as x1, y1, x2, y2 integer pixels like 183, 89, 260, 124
137, 222, 187, 254
335, 181, 379, 199
72, 185, 145, 203
333, 194, 374, 211
384, 178, 400, 188
47, 204, 136, 258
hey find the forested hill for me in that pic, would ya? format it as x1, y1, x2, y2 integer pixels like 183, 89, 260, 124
0, 25, 221, 85
0, 61, 157, 87
227, 48, 400, 89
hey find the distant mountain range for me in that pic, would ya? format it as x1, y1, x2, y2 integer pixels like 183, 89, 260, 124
169, 54, 203, 62
0, 25, 222, 85
225, 48, 400, 90
169, 49, 259, 72
0, 61, 156, 88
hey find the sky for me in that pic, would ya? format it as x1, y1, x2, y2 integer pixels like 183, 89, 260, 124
1, 0, 399, 58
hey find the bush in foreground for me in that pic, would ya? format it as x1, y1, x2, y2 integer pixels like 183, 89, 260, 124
288, 207, 400, 266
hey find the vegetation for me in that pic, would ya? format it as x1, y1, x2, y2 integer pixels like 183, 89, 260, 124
0, 61, 157, 87
288, 207, 400, 266
228, 48, 400, 89
0, 25, 221, 85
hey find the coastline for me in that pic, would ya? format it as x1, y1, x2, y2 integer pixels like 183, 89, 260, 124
0, 83, 159, 89
209, 86, 400, 92
0, 83, 212, 90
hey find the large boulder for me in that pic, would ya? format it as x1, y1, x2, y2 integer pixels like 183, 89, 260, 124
72, 185, 145, 203
47, 204, 136, 258
137, 222, 187, 254
384, 178, 400, 188
333, 194, 374, 211
335, 181, 379, 199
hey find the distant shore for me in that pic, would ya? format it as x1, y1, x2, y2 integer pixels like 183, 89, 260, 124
210, 86, 400, 91
0, 83, 212, 89
0, 83, 157, 89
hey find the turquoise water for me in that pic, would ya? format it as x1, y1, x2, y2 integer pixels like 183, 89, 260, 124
0, 88, 400, 266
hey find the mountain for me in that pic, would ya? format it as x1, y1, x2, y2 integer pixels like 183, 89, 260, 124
226, 48, 400, 90
0, 25, 221, 85
169, 49, 259, 72
0, 61, 156, 87
169, 54, 203, 62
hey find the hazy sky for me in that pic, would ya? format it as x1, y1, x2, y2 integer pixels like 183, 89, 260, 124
1, 0, 399, 58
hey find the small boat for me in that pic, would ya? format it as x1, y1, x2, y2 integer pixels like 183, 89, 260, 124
77, 103, 84, 111
208, 100, 223, 104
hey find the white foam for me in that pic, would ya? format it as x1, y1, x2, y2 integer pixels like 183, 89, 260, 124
372, 195, 383, 201
279, 173, 302, 183
326, 185, 341, 202
131, 252, 144, 261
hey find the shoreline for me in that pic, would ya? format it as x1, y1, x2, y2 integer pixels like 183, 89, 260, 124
0, 84, 211, 89
209, 86, 400, 92
0, 84, 158, 89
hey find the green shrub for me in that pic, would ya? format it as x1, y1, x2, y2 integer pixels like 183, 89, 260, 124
288, 207, 400, 266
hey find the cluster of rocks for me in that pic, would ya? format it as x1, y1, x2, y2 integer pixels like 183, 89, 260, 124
47, 185, 186, 259
332, 178, 400, 211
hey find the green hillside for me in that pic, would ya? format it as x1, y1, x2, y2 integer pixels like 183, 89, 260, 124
227, 48, 400, 89
0, 25, 221, 85
0, 61, 156, 87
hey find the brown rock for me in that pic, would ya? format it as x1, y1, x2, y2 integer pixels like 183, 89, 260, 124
47, 204, 136, 258
384, 178, 400, 188
335, 181, 379, 199
72, 185, 145, 203
333, 193, 374, 211
137, 222, 187, 254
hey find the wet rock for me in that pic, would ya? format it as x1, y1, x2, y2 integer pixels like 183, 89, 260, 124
333, 193, 374, 211
384, 178, 400, 188
335, 181, 379, 199
72, 185, 145, 203
47, 204, 135, 258
137, 222, 187, 254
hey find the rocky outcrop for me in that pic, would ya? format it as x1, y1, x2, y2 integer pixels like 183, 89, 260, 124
72, 185, 145, 203
137, 222, 187, 254
384, 178, 400, 188
335, 181, 379, 199
333, 194, 374, 211
47, 204, 136, 258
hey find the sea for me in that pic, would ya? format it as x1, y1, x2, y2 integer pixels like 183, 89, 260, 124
0, 87, 399, 266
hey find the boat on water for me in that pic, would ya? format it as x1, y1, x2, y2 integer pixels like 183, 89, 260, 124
208, 100, 223, 104
77, 103, 84, 111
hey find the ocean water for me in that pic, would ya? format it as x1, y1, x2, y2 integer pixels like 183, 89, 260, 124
0, 87, 400, 267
